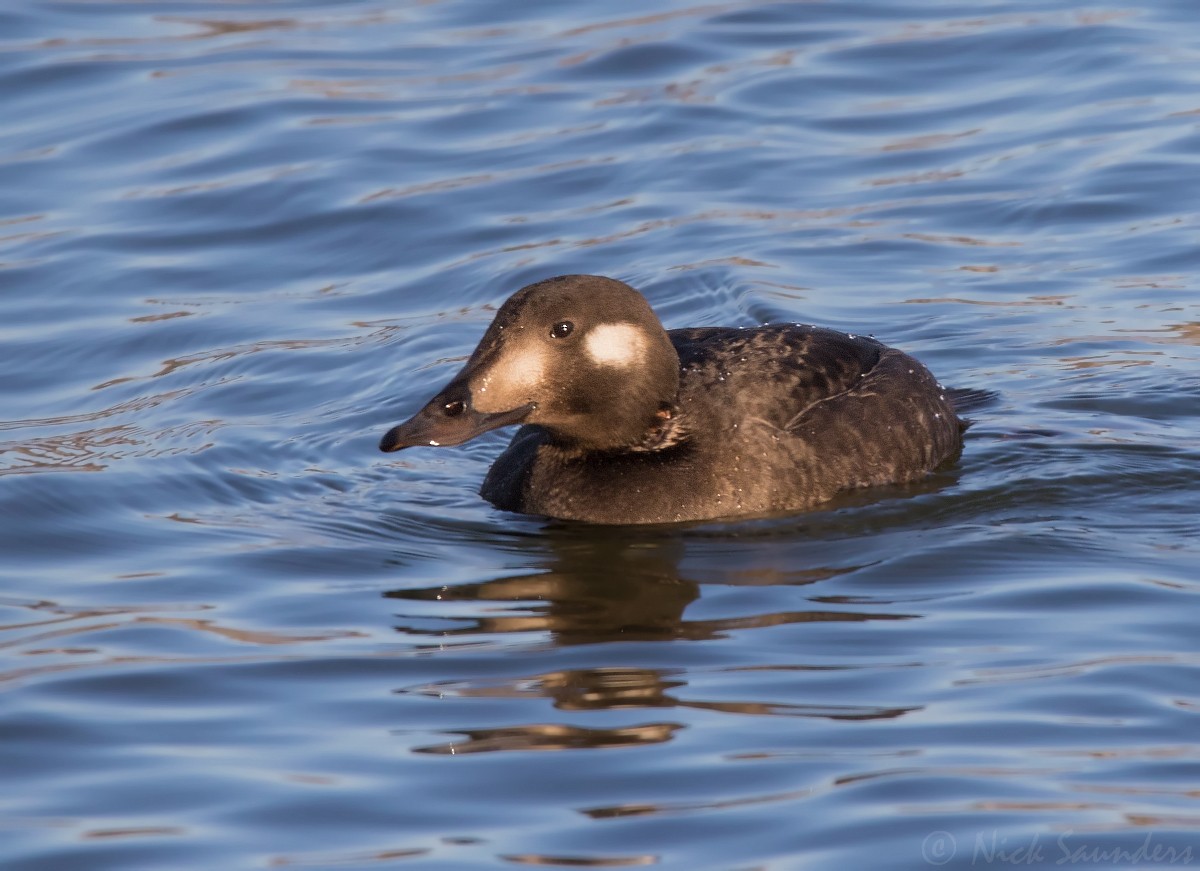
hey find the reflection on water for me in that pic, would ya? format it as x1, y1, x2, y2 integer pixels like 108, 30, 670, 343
409, 663, 917, 756
414, 719, 685, 756
393, 533, 919, 756
4, 0, 1200, 868
388, 530, 914, 646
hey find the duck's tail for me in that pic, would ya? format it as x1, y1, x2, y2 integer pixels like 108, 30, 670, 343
946, 387, 998, 431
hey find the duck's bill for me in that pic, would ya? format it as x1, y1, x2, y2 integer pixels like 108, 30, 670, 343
379, 398, 536, 452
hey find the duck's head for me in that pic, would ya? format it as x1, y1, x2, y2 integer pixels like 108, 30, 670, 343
379, 275, 681, 454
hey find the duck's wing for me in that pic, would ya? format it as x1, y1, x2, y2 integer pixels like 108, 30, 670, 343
770, 326, 964, 483
668, 325, 887, 432
669, 324, 963, 487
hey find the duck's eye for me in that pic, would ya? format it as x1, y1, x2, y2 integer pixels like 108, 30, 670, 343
550, 321, 574, 339
443, 400, 465, 417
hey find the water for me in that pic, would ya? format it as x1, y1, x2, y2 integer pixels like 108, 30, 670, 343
3, 1, 1200, 868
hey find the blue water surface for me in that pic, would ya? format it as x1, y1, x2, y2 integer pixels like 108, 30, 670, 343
2, 1, 1199, 869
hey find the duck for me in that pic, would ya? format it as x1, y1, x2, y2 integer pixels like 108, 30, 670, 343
379, 274, 967, 524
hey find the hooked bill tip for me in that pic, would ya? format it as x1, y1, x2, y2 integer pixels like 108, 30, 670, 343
378, 400, 536, 453
379, 422, 418, 453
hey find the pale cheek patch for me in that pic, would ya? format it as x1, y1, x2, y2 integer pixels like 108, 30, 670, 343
585, 323, 645, 367
473, 348, 546, 412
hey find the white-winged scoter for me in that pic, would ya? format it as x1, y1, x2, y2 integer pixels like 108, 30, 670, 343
379, 275, 966, 524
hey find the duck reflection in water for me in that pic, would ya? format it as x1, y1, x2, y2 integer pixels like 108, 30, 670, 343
386, 527, 922, 755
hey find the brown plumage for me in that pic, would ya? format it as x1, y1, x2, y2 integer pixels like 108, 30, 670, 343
380, 275, 966, 524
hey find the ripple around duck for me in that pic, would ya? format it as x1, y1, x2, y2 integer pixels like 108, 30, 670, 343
4, 0, 1200, 869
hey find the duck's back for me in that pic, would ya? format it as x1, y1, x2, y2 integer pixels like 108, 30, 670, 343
482, 324, 963, 524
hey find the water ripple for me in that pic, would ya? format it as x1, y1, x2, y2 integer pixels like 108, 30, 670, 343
4, 1, 1200, 869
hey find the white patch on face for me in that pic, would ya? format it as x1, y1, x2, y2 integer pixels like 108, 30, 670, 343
584, 323, 644, 367
473, 346, 546, 413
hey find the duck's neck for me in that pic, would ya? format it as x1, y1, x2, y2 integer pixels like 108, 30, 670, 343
546, 401, 687, 457
627, 403, 687, 452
